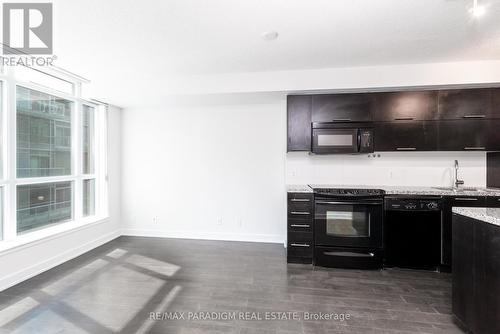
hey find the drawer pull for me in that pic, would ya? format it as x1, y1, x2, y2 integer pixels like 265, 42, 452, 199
394, 117, 415, 121
463, 115, 485, 119
464, 147, 485, 150
454, 198, 478, 201
290, 224, 310, 228
324, 251, 374, 257
332, 118, 351, 122
290, 211, 310, 215
290, 198, 310, 202
291, 243, 310, 247
396, 147, 417, 151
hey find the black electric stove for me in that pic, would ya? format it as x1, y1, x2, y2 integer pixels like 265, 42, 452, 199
312, 187, 385, 269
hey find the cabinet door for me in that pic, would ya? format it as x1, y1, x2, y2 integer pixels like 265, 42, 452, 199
474, 222, 500, 334
486, 197, 500, 208
438, 89, 493, 120
287, 95, 312, 151
374, 91, 438, 121
491, 88, 500, 119
452, 214, 475, 328
438, 119, 500, 151
312, 94, 374, 123
374, 121, 438, 151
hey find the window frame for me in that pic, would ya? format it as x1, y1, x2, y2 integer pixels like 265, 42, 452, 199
0, 66, 108, 246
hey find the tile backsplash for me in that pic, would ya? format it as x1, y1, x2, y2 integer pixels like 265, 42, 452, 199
286, 151, 486, 187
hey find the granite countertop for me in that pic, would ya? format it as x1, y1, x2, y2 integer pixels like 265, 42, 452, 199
453, 207, 500, 227
286, 184, 313, 193
286, 184, 500, 196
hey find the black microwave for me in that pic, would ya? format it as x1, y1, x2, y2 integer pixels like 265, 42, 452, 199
311, 122, 374, 154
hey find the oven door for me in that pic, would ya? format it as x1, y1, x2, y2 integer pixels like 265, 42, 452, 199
314, 199, 383, 248
311, 128, 359, 154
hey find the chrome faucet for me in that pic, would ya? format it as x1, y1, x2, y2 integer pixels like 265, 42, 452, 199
454, 160, 464, 189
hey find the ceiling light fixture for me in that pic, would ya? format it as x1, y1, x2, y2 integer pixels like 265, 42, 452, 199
470, 0, 486, 17
262, 31, 279, 41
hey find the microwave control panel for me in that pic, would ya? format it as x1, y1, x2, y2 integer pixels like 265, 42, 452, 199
359, 129, 374, 153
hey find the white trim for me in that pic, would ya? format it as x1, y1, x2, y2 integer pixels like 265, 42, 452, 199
121, 228, 284, 244
0, 227, 120, 292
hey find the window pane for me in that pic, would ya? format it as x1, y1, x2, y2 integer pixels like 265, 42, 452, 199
16, 86, 73, 178
82, 105, 95, 174
83, 179, 95, 217
17, 182, 73, 234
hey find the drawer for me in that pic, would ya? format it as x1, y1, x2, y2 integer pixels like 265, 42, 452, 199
288, 201, 312, 213
288, 231, 313, 242
287, 193, 313, 203
288, 220, 313, 233
287, 240, 313, 258
315, 246, 382, 269
486, 197, 500, 208
287, 210, 313, 220
449, 196, 487, 207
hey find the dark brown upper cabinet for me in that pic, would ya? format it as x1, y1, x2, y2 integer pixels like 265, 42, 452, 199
374, 121, 438, 152
438, 88, 494, 120
287, 95, 312, 152
491, 89, 500, 117
374, 91, 438, 121
311, 94, 374, 123
438, 119, 500, 151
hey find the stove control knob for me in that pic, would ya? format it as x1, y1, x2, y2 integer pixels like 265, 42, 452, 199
427, 202, 438, 210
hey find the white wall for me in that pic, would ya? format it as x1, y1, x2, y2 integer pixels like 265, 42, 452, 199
120, 59, 500, 244
121, 99, 287, 243
0, 106, 122, 291
286, 152, 486, 187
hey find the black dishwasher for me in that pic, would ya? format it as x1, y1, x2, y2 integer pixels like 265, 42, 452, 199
384, 196, 443, 271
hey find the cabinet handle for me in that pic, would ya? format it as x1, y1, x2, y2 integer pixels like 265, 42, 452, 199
291, 243, 310, 247
464, 147, 485, 150
290, 211, 310, 215
396, 147, 417, 151
394, 117, 415, 121
454, 198, 478, 201
290, 198, 310, 202
290, 224, 310, 228
331, 119, 351, 122
463, 115, 485, 119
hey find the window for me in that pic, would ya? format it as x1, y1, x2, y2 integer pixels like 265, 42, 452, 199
83, 179, 95, 217
82, 105, 94, 174
16, 87, 73, 178
0, 66, 107, 242
17, 182, 73, 233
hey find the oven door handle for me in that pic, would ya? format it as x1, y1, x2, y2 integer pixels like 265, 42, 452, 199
315, 201, 382, 206
323, 251, 375, 257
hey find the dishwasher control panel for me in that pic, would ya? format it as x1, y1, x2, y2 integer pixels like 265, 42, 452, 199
385, 197, 443, 211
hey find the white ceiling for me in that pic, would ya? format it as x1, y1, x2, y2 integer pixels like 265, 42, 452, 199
48, 0, 500, 107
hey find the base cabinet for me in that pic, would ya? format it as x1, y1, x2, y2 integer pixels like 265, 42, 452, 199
287, 192, 314, 264
452, 214, 500, 334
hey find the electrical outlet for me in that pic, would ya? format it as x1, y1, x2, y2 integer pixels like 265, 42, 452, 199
217, 217, 223, 225
238, 218, 243, 228
153, 216, 158, 224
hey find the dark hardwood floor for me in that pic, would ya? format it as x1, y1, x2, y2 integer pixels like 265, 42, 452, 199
0, 237, 464, 333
